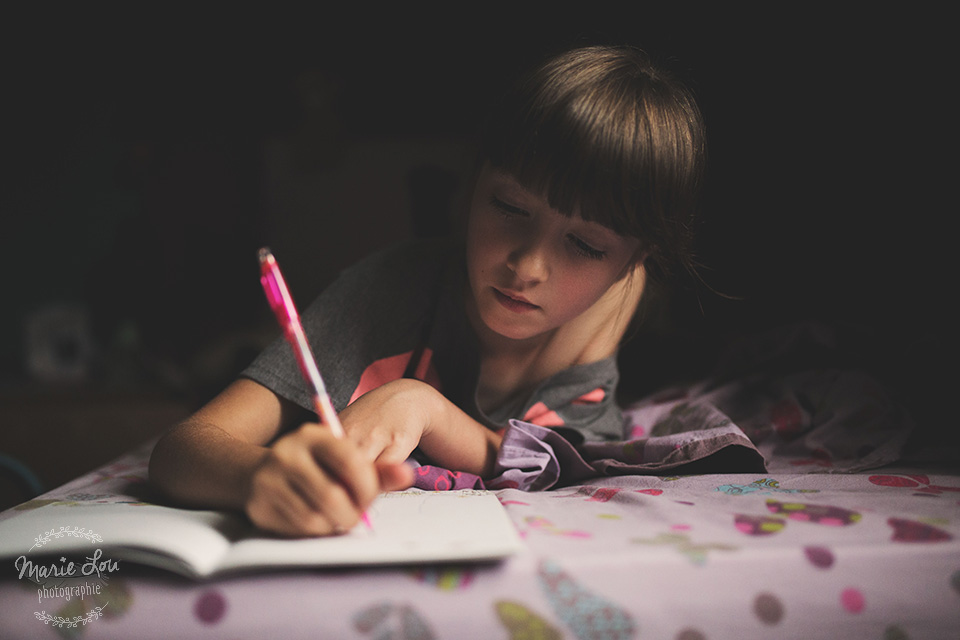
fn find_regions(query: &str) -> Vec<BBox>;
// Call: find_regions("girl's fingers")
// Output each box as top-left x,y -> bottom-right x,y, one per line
247,426 -> 381,536
343,425 -> 397,463
286,468 -> 361,533
262,488 -> 325,536
251,473 -> 358,537
376,461 -> 415,492
373,443 -> 412,467
247,469 -> 332,536
306,431 -> 382,508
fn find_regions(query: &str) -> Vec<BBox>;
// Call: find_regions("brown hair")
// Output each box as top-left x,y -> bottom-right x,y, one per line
478,45 -> 707,284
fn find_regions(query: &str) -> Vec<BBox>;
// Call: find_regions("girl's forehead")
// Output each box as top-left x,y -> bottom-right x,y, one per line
483,167 -> 562,208
484,167 -> 528,189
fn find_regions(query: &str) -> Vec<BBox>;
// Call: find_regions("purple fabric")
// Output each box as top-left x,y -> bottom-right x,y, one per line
413,419 -> 767,493
414,324 -> 916,492
410,465 -> 486,491
487,421 -> 591,491
409,324 -> 918,492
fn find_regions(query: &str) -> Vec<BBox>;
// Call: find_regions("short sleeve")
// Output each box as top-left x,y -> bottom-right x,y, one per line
240,240 -> 450,412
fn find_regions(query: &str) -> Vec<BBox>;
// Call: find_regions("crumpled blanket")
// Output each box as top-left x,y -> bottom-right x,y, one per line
412,323 -> 915,492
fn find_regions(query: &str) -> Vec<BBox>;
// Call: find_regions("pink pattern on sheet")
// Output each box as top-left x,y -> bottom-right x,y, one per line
788,448 -> 834,468
888,518 -> 953,542
840,588 -> 866,613
869,474 -> 960,496
804,546 -> 836,568
194,590 -> 227,624
525,516 -> 591,539
735,514 -> 787,536
628,424 -> 646,438
765,500 -> 861,526
585,488 -> 619,503
770,398 -> 806,439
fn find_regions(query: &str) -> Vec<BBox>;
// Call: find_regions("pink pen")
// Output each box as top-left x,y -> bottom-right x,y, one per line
257,247 -> 372,529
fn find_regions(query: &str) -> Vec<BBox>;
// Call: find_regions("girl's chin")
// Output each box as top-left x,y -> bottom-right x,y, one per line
467,284 -> 549,343
477,309 -> 547,343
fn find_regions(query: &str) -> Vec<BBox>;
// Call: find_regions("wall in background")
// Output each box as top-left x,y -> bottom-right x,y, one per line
1,6 -> 951,399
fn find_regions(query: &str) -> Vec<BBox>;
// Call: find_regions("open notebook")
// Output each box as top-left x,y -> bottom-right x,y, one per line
0,489 -> 523,580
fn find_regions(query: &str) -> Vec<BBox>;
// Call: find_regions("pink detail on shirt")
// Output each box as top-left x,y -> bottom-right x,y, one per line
523,401 -> 565,427
571,387 -> 606,404
348,348 -> 441,405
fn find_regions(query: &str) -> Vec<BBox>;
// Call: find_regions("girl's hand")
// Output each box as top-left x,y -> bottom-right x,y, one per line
341,378 -> 504,478
339,378 -> 431,465
245,423 -> 413,537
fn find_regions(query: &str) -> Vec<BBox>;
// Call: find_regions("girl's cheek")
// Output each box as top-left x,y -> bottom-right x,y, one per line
472,226 -> 507,264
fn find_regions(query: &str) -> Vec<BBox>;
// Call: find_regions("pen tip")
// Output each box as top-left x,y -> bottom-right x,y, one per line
257,247 -> 273,262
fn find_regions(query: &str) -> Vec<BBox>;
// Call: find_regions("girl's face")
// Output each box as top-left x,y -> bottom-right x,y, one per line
465,165 -> 643,345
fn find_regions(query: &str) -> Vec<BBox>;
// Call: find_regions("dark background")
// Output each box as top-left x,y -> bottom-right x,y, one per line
1,5 -> 952,499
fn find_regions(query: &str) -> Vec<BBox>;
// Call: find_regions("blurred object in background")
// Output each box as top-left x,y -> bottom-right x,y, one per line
23,304 -> 96,384
0,452 -> 45,512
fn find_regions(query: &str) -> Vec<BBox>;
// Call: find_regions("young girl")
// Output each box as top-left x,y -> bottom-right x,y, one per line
149,45 -> 706,537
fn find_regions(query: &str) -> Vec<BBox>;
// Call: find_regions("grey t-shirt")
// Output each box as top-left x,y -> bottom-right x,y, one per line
241,238 -> 625,442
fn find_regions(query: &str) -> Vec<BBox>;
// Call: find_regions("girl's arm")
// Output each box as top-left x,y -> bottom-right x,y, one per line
339,378 -> 504,478
149,379 -> 412,536
149,379 -> 290,509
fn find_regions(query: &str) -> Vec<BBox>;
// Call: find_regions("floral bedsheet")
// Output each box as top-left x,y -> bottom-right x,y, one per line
0,442 -> 957,640
2,323 -> 955,639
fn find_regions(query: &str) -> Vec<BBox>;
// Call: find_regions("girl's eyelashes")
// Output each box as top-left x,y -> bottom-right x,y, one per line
490,195 -> 607,260
570,236 -> 607,260
490,196 -> 526,217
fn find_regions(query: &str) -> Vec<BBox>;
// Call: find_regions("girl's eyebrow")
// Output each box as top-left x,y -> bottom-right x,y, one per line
490,172 -> 551,210
490,171 -> 528,194
575,220 -> 623,245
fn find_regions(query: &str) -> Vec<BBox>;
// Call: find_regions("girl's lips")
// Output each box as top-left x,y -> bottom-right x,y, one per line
493,288 -> 540,313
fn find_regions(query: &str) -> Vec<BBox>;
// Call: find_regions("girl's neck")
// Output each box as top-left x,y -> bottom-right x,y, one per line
465,269 -> 645,413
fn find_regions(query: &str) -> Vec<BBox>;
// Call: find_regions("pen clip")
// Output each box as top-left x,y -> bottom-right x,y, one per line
258,248 -> 297,333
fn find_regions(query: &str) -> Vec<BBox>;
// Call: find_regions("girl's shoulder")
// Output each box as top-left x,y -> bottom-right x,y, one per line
342,238 -> 464,285
321,238 -> 464,319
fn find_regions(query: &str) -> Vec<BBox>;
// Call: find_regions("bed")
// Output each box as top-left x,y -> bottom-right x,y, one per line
1,324 -> 957,639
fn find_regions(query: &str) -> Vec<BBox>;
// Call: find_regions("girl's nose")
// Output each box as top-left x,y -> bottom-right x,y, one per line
507,241 -> 549,284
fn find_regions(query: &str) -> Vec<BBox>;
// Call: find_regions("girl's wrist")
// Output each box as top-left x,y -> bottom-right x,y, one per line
402,379 -> 502,477
391,378 -> 443,441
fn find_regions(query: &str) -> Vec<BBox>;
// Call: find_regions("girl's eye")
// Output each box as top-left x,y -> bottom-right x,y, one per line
490,196 -> 527,218
570,236 -> 606,260
490,195 -> 606,260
